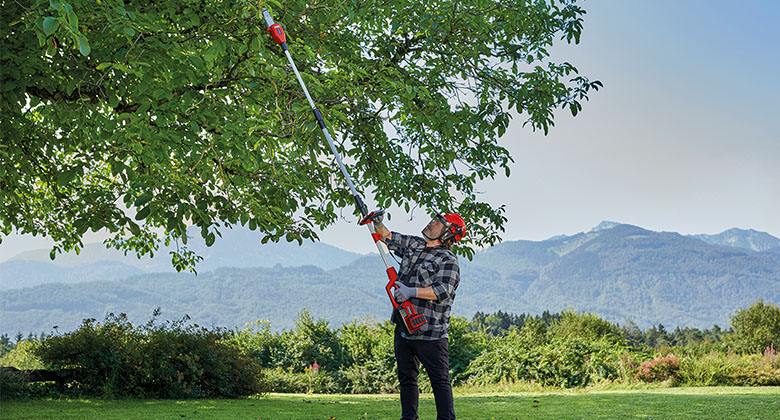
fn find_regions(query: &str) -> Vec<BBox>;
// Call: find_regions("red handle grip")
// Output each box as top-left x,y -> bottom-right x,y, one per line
385,267 -> 427,334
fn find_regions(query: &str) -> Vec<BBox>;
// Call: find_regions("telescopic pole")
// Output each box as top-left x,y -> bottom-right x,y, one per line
261,9 -> 426,334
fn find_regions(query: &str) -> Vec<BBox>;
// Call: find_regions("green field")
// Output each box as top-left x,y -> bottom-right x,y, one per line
2,387 -> 780,419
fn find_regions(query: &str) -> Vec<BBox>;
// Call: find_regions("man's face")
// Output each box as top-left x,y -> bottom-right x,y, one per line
421,216 -> 446,241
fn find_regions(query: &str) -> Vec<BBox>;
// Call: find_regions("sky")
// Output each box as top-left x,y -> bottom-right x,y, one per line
1,0 -> 779,259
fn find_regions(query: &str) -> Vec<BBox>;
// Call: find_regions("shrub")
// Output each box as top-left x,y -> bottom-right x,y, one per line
339,321 -> 397,393
677,351 -> 780,386
727,300 -> 780,354
0,340 -> 45,370
635,354 -> 680,383
447,317 -> 490,383
224,320 -> 279,368
464,327 -> 629,388
547,311 -> 626,346
0,368 -> 29,399
33,313 -> 264,398
273,310 -> 346,373
463,328 -> 541,385
261,367 -> 342,393
535,338 -> 628,387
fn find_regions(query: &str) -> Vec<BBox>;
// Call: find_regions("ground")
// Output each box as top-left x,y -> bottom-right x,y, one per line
2,387 -> 779,419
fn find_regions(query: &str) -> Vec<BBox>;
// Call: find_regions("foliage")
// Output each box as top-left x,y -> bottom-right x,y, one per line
1,0 -> 599,269
0,334 -> 12,358
272,309 -> 346,372
338,320 -> 397,393
447,317 -> 489,382
0,367 -> 30,399
261,367 -> 343,394
9,307 -> 780,396
635,354 -> 679,383
0,339 -> 46,370
677,350 -> 780,386
727,300 -> 780,354
547,310 -> 625,345
622,322 -> 727,350
469,310 -> 561,336
33,312 -> 263,398
462,313 -> 631,388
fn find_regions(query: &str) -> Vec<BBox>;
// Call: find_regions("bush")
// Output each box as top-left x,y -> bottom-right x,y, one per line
0,368 -> 29,399
0,366 -> 59,400
463,328 -> 541,385
464,311 -> 631,389
224,320 -> 279,368
728,300 -> 780,354
0,340 -> 45,370
547,311 -> 626,346
636,354 -> 680,383
339,321 -> 397,393
273,310 -> 346,373
33,313 -> 264,398
535,338 -> 628,387
447,317 -> 489,383
261,367 -> 342,393
677,351 -> 780,386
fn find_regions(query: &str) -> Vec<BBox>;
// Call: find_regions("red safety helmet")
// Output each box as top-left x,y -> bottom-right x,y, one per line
435,212 -> 466,243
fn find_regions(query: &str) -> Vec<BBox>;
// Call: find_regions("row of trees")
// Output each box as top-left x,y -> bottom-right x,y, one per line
2,301 -> 779,398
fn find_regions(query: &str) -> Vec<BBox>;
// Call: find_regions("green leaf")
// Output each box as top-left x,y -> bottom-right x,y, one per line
78,35 -> 91,57
43,16 -> 59,36
128,222 -> 141,236
64,3 -> 78,31
134,192 -> 153,207
56,168 -> 79,186
135,205 -> 151,220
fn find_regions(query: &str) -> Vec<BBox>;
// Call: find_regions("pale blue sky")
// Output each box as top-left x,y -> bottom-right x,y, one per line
2,0 -> 778,259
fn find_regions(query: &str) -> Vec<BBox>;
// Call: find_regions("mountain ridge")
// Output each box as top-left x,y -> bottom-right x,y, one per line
2,222 -> 779,335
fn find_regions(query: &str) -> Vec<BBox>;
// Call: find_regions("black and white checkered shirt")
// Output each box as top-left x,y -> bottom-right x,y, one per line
386,231 -> 461,341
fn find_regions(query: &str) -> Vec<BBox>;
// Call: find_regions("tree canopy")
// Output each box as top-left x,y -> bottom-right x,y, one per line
1,0 -> 600,270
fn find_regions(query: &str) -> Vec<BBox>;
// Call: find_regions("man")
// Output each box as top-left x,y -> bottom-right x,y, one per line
372,211 -> 466,420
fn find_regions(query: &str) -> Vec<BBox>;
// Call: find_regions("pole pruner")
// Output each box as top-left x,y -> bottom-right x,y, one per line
261,9 -> 427,335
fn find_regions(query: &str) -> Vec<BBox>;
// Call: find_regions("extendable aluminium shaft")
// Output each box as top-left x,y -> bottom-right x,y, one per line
261,8 -> 427,334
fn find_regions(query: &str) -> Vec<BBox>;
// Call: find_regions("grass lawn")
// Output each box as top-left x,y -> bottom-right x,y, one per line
2,387 -> 779,419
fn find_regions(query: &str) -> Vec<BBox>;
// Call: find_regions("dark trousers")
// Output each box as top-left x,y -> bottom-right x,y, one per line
394,324 -> 455,420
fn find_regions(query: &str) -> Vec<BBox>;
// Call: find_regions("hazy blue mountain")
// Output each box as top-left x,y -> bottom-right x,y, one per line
692,228 -> 780,252
0,260 -> 143,290
1,227 -> 365,290
2,222 -> 779,336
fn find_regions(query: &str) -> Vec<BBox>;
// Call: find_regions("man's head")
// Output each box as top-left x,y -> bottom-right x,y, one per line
421,212 -> 466,248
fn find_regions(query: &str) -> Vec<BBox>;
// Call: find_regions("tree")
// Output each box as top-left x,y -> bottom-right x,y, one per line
728,300 -> 780,354
1,0 -> 600,270
0,333 -> 12,358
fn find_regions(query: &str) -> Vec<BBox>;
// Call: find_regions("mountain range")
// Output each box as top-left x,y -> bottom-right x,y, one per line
1,222 -> 779,336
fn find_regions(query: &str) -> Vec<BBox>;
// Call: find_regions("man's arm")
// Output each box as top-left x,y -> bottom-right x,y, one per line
374,220 -> 392,241
415,287 -> 438,301
394,283 -> 438,302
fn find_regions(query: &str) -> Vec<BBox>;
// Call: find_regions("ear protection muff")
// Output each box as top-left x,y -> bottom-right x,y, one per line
434,213 -> 464,244
439,222 -> 462,243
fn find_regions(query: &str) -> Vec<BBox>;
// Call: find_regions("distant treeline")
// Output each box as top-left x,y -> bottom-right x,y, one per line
1,309 -> 730,355
468,310 -> 728,348
1,301 -> 779,399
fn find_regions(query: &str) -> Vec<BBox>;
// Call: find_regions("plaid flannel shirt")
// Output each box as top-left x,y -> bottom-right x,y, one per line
386,231 -> 461,340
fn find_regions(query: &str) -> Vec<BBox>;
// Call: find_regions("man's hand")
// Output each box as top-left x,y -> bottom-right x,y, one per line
394,282 -> 417,302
